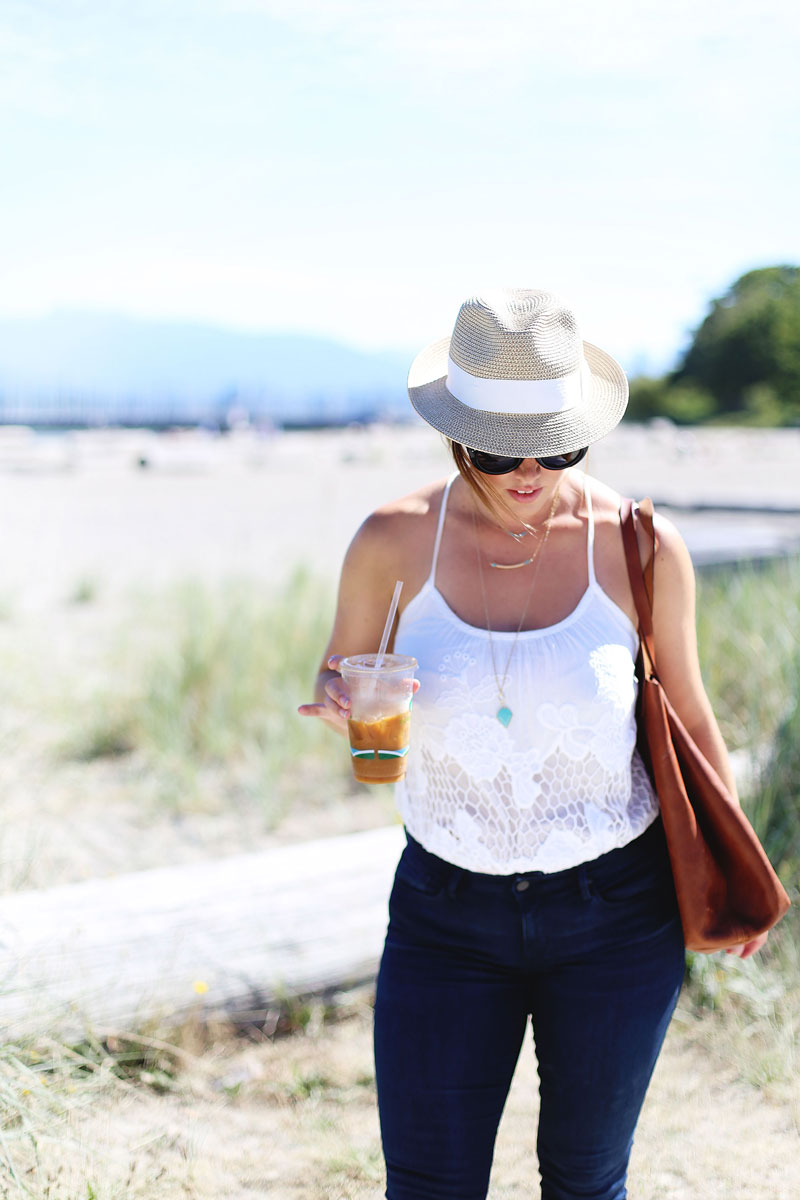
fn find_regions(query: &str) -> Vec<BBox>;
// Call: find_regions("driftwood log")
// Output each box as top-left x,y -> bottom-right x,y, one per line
0,825 -> 405,1041
0,739 -> 760,1043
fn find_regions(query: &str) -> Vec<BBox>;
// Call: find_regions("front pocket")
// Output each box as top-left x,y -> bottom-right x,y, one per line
588,855 -> 674,910
394,846 -> 445,896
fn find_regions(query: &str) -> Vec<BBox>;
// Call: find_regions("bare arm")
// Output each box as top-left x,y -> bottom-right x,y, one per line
648,516 -> 738,798
646,515 -> 767,958
297,511 -> 417,735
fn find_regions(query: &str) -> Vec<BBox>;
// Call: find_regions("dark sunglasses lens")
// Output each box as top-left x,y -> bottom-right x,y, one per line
466,448 -> 524,475
536,447 -> 588,471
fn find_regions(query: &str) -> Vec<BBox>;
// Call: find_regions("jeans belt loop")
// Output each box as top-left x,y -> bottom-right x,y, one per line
447,867 -> 466,898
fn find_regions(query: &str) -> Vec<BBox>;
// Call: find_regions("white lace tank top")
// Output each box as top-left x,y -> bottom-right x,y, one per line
393,475 -> 659,874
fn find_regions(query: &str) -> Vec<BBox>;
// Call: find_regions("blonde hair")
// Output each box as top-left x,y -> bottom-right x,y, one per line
448,439 -> 588,525
447,440 -> 512,526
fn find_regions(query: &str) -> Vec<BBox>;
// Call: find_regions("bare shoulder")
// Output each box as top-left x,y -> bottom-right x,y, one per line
652,510 -> 689,555
372,476 -> 448,522
357,477 -> 447,538
580,473 -> 625,543
652,510 -> 694,593
586,476 -> 690,567
343,476 -> 450,581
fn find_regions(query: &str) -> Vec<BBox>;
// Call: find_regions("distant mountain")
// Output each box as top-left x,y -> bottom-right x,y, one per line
0,313 -> 416,425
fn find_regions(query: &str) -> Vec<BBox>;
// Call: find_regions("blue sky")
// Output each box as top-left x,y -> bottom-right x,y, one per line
1,0 -> 798,373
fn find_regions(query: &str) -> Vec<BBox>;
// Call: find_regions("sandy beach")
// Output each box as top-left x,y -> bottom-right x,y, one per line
1,423 -> 799,615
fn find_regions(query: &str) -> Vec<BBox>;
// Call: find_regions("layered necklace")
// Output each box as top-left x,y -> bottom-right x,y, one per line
472,485 -> 561,727
489,520 -> 545,569
488,511 -> 556,569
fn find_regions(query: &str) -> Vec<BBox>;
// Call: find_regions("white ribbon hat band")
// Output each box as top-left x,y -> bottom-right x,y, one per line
446,356 -> 590,416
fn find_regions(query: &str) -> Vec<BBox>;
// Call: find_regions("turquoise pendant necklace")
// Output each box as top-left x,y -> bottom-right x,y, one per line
472,486 -> 560,725
496,703 -> 513,728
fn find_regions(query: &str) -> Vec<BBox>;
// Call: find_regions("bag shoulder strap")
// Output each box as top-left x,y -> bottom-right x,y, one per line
619,497 -> 658,676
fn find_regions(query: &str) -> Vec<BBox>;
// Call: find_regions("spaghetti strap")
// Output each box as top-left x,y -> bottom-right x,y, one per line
428,473 -> 458,586
584,476 -> 597,585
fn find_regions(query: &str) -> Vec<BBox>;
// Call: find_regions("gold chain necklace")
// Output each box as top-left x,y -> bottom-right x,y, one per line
490,517 -> 550,569
472,485 -> 561,727
490,550 -> 538,570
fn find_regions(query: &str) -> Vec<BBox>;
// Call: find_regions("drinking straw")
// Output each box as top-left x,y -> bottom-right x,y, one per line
374,580 -> 403,670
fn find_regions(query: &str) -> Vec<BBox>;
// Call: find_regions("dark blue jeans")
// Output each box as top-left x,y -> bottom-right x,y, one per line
374,819 -> 685,1200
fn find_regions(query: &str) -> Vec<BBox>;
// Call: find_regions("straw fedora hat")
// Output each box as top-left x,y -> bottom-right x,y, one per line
408,289 -> 628,457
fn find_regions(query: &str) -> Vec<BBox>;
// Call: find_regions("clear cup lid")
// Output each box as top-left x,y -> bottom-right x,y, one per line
340,653 -> 417,674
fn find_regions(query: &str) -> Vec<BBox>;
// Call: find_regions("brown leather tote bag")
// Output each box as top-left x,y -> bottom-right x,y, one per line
620,498 -> 790,952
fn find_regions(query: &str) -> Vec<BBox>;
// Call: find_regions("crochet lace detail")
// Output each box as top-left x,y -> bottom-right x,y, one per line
392,473 -> 658,875
394,636 -> 658,874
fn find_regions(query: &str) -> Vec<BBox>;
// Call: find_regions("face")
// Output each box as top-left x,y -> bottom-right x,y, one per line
459,445 -> 587,524
481,458 -> 562,519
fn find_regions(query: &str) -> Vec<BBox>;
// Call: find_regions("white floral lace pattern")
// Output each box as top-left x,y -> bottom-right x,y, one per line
394,587 -> 660,875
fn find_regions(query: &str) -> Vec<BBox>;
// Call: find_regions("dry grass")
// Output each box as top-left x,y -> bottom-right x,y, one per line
5,994 -> 798,1200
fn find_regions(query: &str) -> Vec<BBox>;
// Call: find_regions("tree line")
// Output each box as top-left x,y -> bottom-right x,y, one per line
627,266 -> 800,426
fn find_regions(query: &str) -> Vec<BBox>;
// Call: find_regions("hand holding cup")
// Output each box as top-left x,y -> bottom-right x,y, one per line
340,654 -> 418,783
298,582 -> 417,781
297,655 -> 353,729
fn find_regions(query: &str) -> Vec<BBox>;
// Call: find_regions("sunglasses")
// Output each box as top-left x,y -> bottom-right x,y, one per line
464,446 -> 588,475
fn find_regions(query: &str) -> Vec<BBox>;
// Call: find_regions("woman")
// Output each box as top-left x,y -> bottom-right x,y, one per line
299,290 -> 766,1200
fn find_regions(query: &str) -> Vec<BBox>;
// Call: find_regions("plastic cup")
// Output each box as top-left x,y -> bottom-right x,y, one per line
340,654 -> 418,784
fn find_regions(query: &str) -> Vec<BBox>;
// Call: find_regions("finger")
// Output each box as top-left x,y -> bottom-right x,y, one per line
739,933 -> 769,960
327,655 -> 344,671
298,701 -> 348,727
324,679 -> 351,717
724,932 -> 768,959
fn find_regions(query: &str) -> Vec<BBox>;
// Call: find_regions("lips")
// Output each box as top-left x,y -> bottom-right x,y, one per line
507,487 -> 543,503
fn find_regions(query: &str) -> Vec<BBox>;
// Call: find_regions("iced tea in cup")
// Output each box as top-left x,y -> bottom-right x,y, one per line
340,654 -> 417,784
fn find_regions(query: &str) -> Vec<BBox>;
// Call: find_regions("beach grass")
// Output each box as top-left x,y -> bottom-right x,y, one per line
695,554 -> 800,755
685,557 -> 800,1083
65,567 -> 352,826
695,554 -> 800,879
694,554 -> 800,900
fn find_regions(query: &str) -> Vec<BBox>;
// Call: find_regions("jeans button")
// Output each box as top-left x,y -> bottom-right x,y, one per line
515,879 -> 530,892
